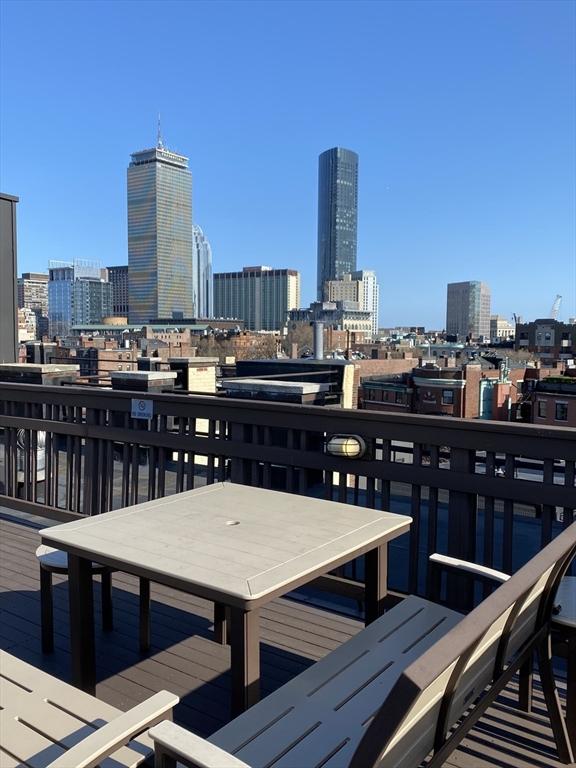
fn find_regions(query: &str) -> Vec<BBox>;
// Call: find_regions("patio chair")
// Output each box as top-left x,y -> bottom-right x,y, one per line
36,544 -> 152,654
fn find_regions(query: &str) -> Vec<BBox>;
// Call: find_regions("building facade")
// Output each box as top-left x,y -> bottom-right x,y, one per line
490,315 -> 514,343
127,140 -> 193,324
446,281 -> 491,340
317,147 -> 358,299
192,224 -> 213,318
48,261 -> 112,338
326,270 -> 379,338
288,301 -> 372,336
515,319 -> 575,360
17,272 -> 49,339
107,265 -> 129,316
214,266 -> 300,331
0,193 -> 18,363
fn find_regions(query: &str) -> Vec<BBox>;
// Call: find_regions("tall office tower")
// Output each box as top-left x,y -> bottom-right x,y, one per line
446,281 -> 491,340
127,135 -> 193,324
214,266 -> 300,331
324,270 -> 380,338
48,260 -> 112,337
0,193 -> 18,362
17,272 -> 49,339
317,147 -> 358,300
192,225 -> 213,318
107,265 -> 129,316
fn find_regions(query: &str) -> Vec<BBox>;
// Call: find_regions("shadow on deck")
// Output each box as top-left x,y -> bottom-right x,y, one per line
0,509 -> 570,768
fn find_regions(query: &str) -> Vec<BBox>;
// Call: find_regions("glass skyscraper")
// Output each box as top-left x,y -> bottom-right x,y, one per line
317,147 -> 358,300
128,140 -> 193,323
446,281 -> 491,340
192,224 -> 213,318
48,260 -> 112,337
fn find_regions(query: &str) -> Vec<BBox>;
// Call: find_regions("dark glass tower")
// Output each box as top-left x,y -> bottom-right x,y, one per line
316,147 -> 358,300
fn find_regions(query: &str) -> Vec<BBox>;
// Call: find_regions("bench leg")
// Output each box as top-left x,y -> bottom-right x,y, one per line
154,746 -> 178,768
40,567 -> 54,654
537,635 -> 574,764
230,607 -> 260,716
518,655 -> 533,713
139,577 -> 151,653
101,570 -> 113,632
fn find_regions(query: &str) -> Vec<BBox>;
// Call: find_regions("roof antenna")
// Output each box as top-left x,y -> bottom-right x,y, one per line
157,113 -> 164,149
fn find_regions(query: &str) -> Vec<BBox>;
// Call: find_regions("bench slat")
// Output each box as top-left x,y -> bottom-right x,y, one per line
0,710 -> 66,768
212,596 -> 461,768
0,651 -> 169,768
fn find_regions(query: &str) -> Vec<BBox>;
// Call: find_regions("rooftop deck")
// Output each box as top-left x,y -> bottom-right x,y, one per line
1,507 -> 570,768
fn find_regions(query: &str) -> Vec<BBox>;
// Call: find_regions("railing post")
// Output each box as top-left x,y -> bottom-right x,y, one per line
446,447 -> 477,611
229,422 -> 249,485
82,408 -> 100,516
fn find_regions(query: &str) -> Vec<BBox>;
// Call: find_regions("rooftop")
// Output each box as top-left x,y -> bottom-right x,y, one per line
0,509 -> 569,768
0,378 -> 574,766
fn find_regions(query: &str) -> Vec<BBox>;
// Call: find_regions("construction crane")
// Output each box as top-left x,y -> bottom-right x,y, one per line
550,294 -> 562,320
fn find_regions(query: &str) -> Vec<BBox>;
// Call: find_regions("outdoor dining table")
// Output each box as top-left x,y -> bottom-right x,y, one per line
40,482 -> 411,714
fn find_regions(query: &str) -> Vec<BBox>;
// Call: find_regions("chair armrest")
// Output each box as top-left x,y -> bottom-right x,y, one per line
429,553 -> 510,584
47,690 -> 179,768
149,720 -> 252,768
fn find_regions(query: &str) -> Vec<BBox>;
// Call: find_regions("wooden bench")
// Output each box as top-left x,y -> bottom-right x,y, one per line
0,650 -> 178,768
149,521 -> 576,768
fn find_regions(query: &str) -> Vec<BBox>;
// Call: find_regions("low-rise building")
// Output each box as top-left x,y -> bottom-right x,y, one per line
530,375 -> 576,427
515,318 -> 575,360
288,301 -> 371,336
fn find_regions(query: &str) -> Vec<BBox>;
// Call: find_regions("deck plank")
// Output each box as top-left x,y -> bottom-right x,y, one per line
0,508 -> 570,768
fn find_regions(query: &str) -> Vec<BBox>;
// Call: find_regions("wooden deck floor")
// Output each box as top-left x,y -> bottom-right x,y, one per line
0,508 -> 571,768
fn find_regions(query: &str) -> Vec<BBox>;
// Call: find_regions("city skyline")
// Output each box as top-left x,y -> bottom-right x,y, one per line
1,0 -> 574,328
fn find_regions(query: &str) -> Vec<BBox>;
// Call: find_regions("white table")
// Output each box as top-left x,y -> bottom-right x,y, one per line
41,482 -> 411,714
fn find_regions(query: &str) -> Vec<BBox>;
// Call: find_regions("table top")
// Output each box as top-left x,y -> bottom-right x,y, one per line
41,483 -> 411,607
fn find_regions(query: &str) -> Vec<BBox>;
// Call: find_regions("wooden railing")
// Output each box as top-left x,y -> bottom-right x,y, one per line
0,382 -> 574,610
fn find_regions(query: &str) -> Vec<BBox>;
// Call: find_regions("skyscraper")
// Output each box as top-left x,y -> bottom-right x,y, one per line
192,225 -> 213,318
446,281 -> 491,340
317,147 -> 358,300
48,260 -> 112,337
214,266 -> 300,331
127,134 -> 193,323
107,265 -> 129,316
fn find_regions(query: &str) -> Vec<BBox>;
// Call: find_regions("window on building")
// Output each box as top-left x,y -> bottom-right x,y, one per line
537,400 -> 547,418
441,389 -> 454,405
555,402 -> 568,421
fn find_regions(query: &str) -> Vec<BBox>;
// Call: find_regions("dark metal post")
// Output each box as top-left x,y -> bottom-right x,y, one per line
68,553 -> 96,694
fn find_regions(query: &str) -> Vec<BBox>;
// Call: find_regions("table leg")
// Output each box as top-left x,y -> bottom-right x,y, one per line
139,577 -> 151,653
214,602 -> 229,645
230,607 -> 260,715
68,554 -> 96,694
365,544 -> 387,625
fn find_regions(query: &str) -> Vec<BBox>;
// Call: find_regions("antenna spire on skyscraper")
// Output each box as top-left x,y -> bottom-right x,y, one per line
157,113 -> 164,149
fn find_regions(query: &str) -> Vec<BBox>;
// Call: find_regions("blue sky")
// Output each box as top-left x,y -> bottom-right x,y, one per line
1,0 -> 574,328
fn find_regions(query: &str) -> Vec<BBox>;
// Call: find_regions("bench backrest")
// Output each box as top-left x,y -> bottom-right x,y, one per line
350,521 -> 576,768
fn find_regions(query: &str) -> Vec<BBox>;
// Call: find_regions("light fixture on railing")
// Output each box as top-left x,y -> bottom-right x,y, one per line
325,434 -> 367,459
